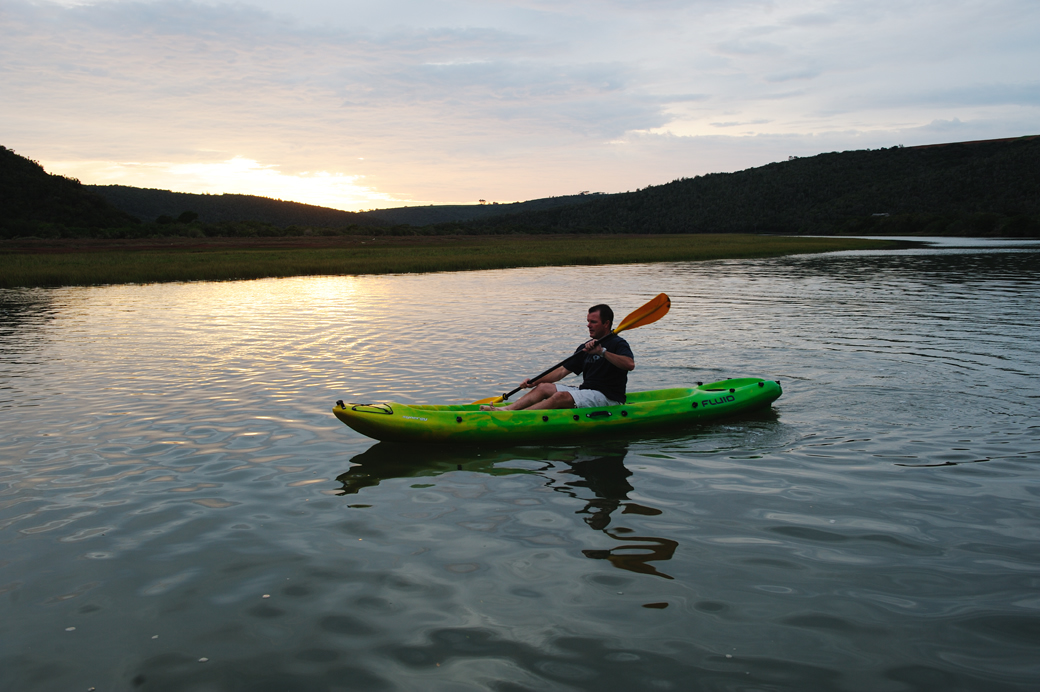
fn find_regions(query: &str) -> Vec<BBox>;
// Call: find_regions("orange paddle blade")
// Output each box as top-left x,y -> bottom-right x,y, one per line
470,395 -> 504,405
614,293 -> 671,334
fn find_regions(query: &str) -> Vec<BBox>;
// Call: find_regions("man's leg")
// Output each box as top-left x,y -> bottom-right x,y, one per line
502,383 -> 561,410
526,389 -> 576,410
482,383 -> 562,411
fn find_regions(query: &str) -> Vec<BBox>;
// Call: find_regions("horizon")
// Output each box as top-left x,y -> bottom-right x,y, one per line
4,0 -> 1038,212
45,132 -> 1028,215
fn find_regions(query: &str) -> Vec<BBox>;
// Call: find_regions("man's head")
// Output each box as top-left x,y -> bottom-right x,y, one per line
587,304 -> 614,339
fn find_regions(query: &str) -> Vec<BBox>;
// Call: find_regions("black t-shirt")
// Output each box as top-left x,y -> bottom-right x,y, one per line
561,334 -> 634,403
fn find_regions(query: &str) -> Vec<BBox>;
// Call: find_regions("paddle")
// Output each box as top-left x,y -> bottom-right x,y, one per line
471,293 -> 671,406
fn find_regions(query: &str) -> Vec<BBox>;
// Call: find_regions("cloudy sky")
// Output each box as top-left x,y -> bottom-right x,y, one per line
2,0 -> 1038,210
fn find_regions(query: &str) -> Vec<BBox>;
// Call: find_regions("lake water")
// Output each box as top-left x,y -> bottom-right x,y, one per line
2,238 -> 1039,691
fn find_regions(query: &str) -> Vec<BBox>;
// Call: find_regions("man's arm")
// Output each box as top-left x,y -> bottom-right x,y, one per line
583,340 -> 635,371
600,349 -> 635,371
522,366 -> 572,388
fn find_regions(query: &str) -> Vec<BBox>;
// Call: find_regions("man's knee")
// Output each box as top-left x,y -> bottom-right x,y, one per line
549,391 -> 575,408
533,383 -> 557,398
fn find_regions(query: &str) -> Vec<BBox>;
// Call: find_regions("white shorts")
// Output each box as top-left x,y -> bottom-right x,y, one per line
554,384 -> 621,409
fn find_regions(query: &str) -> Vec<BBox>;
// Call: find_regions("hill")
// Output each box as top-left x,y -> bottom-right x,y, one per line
0,146 -> 139,237
6,135 -> 1039,240
359,194 -> 607,226
87,185 -> 605,228
88,185 -> 384,229
463,136 -> 1040,237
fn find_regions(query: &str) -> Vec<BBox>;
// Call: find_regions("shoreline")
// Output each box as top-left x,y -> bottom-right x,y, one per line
0,234 -> 485,254
0,234 -> 901,289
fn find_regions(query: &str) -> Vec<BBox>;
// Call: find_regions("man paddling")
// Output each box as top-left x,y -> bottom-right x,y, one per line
480,304 -> 635,411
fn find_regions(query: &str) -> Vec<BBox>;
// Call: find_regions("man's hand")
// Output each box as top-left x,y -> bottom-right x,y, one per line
583,339 -> 606,356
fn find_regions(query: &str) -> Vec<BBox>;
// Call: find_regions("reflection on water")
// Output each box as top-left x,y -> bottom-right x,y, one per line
342,442 -> 681,580
336,443 -> 538,495
554,445 -> 678,580
0,290 -> 58,367
2,239 -> 1039,691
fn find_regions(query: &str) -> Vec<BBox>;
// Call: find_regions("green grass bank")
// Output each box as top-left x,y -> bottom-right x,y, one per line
0,234 -> 898,289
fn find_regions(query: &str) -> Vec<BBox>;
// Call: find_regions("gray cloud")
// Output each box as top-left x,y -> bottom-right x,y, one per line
1,0 -> 665,137
915,83 -> 1040,108
764,69 -> 821,83
787,12 -> 837,27
710,120 -> 771,128
714,39 -> 787,57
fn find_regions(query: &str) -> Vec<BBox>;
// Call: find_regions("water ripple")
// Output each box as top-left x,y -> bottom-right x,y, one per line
1,242 -> 1039,690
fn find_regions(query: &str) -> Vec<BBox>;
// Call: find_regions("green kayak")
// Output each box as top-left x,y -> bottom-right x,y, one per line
334,377 -> 782,444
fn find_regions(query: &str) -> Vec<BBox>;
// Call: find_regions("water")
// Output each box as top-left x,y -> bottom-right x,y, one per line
2,238 -> 1039,691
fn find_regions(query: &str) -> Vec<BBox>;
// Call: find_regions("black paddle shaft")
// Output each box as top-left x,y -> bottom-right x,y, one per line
499,333 -> 612,401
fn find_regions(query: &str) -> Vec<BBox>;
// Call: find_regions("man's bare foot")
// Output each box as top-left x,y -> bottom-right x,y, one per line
479,404 -> 497,411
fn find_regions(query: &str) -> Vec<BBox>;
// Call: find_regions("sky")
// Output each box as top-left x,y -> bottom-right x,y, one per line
2,0 -> 1038,211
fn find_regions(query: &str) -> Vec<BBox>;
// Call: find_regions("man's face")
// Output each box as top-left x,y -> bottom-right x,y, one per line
587,311 -> 611,340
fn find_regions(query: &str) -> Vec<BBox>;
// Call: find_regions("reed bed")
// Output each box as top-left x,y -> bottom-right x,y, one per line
0,234 -> 896,288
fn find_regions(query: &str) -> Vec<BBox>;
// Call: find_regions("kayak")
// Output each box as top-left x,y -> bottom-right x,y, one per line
333,377 -> 782,444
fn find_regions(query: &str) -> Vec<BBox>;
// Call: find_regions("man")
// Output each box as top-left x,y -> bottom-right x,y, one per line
480,304 -> 635,411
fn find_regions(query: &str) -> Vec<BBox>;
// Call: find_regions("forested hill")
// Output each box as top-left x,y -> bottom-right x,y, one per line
0,146 -> 139,235
360,194 -> 606,226
88,185 -> 605,227
5,135 -> 1039,239
3,144 -> 600,236
466,136 -> 1040,237
88,185 -> 382,229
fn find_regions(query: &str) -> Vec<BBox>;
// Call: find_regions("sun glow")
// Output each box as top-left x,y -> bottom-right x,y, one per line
43,157 -> 419,212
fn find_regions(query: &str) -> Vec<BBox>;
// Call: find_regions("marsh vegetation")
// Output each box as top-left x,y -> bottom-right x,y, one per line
0,234 -> 895,288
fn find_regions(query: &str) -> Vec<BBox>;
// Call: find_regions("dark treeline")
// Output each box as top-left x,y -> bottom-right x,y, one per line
465,136 -> 1040,237
360,194 -> 605,226
3,136 -> 1038,240
87,185 -> 385,229
0,143 -> 603,238
87,185 -> 603,228
0,146 -> 139,237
